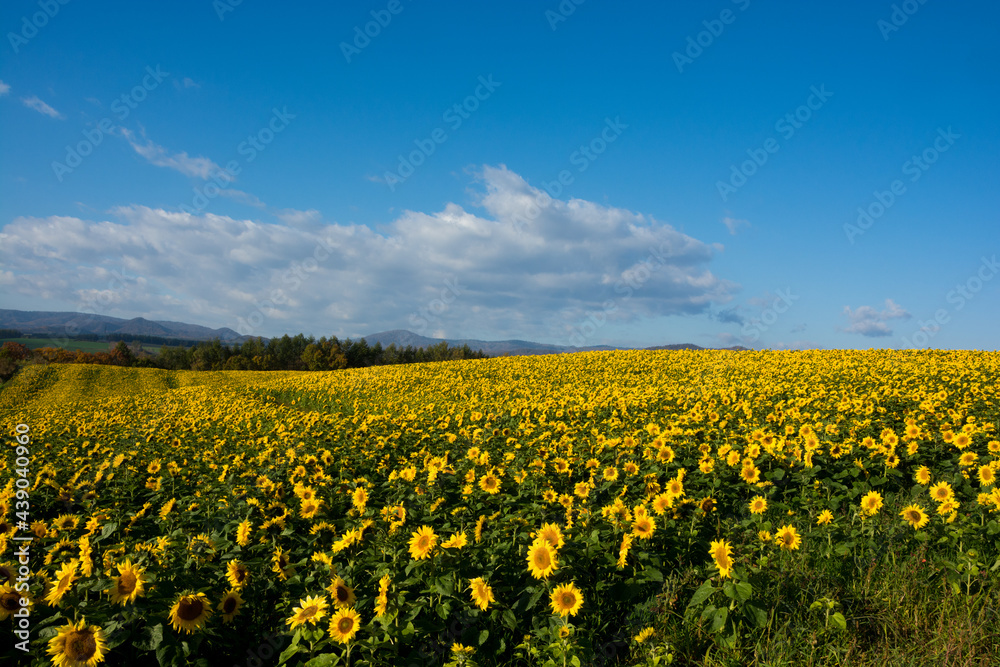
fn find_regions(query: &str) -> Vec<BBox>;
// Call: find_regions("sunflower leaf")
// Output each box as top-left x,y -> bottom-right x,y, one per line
687,579 -> 715,610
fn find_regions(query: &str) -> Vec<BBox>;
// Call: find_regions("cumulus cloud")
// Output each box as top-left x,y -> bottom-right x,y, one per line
120,128 -> 222,179
22,95 -> 63,119
0,80 -> 10,97
0,165 -> 738,341
841,299 -> 910,337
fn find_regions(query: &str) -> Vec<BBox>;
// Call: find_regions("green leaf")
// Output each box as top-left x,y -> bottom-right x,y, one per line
132,623 -> 163,651
745,603 -> 767,627
712,606 -> 728,633
642,567 -> 664,582
734,581 -> 752,602
277,644 -> 304,666
831,612 -> 847,631
700,604 -> 717,622
687,579 -> 716,609
304,655 -> 340,667
571,656 -> 582,667
478,628 -> 489,645
503,609 -> 517,630
722,581 -> 735,599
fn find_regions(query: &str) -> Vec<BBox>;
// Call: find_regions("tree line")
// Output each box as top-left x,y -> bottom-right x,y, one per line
0,335 -> 488,381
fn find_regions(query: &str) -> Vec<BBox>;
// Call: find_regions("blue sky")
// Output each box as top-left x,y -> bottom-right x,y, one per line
1,0 -> 998,350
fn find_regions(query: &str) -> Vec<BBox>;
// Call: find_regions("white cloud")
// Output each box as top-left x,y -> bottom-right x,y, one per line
120,128 -> 222,179
0,80 -> 10,97
21,95 -> 63,119
0,165 -> 738,341
722,216 -> 749,235
841,298 -> 910,337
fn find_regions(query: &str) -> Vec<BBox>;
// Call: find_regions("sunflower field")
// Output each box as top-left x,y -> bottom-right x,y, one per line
2,350 -> 999,666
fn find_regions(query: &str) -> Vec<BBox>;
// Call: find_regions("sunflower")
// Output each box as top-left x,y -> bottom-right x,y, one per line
218,590 -> 244,623
632,515 -> 655,540
158,498 -> 176,520
860,490 -> 883,517
758,530 -> 772,543
634,626 -> 656,643
749,496 -> 767,515
0,563 -> 14,586
441,532 -> 469,549
107,559 -> 146,605
699,497 -> 716,513
978,464 -> 996,487
617,533 -> 633,569
408,526 -> 438,560
553,457 -> 570,473
959,452 -> 977,467
652,493 -> 673,515
536,523 -> 565,550
542,489 -> 558,504
550,582 -> 583,617
236,519 -> 252,546
168,592 -> 212,634
328,607 -> 361,644
374,575 -> 391,616
666,479 -> 684,497
526,538 -> 558,579
914,466 -> 932,485
45,559 -> 79,606
351,487 -> 368,511
954,433 -> 971,449
602,466 -> 619,482
328,577 -> 357,608
899,504 -> 929,529
53,515 -> 80,533
741,464 -> 761,484
287,595 -> 329,629
816,510 -> 834,526
469,577 -> 495,611
226,560 -> 249,588
271,548 -> 294,580
0,584 -> 27,620
47,618 -> 107,667
929,481 -> 954,503
775,525 -> 801,550
299,498 -> 322,519
709,539 -> 734,578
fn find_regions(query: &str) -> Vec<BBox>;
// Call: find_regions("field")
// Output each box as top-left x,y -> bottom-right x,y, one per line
1,350 -> 999,666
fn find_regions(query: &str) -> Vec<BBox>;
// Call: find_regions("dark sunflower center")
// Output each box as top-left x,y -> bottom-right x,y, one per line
1,593 -> 20,611
336,586 -> 349,602
67,631 -> 97,660
178,598 -> 204,621
535,549 -> 550,568
232,568 -> 247,583
223,597 -> 238,614
338,617 -> 354,633
118,572 -> 137,595
302,605 -> 318,619
561,593 -> 574,606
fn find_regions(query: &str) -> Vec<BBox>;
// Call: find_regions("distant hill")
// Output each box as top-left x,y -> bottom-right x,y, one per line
362,329 -> 748,356
0,309 -> 250,343
0,309 -> 750,354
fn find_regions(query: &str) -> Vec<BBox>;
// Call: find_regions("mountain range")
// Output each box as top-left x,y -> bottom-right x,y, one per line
0,309 -> 749,354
